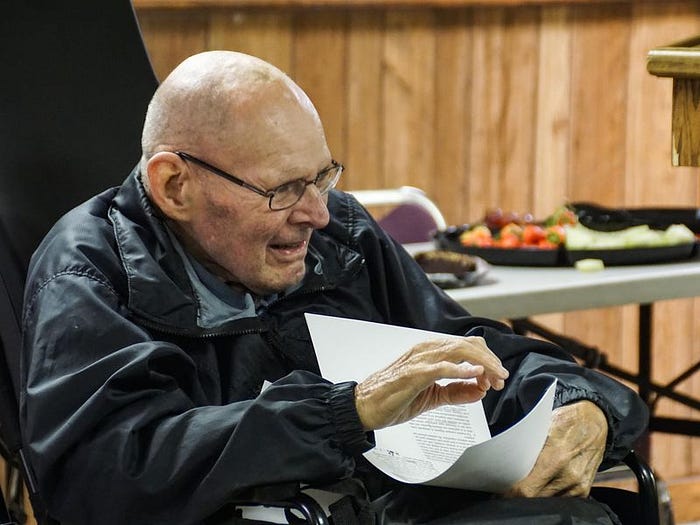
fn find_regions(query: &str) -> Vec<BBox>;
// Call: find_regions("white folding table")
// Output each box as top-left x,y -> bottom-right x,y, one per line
446,257 -> 700,319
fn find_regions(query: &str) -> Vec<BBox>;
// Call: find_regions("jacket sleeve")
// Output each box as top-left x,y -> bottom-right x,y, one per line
343,193 -> 648,469
21,270 -> 372,525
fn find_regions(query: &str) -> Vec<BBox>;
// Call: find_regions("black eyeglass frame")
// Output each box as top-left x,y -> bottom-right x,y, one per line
175,151 -> 343,211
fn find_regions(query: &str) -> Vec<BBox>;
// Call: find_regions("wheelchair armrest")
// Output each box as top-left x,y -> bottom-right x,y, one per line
622,450 -> 659,524
592,450 -> 661,525
233,493 -> 330,525
224,483 -> 330,525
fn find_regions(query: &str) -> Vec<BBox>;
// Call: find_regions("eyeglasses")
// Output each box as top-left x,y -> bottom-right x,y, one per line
175,151 -> 343,211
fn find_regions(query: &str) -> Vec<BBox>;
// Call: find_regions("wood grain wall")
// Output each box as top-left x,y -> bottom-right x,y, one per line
134,0 -> 700,486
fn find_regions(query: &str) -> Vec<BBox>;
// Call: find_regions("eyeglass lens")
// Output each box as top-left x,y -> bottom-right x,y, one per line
270,164 -> 342,210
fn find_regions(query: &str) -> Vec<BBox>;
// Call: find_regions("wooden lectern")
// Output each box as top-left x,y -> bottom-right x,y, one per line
648,36 -> 700,167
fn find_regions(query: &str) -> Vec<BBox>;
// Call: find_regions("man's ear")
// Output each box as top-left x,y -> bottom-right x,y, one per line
145,152 -> 197,221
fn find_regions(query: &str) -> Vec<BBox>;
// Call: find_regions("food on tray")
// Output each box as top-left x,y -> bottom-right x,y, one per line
414,250 -> 477,275
565,223 -> 695,250
483,209 -> 533,230
459,223 -> 566,249
459,205 -> 573,249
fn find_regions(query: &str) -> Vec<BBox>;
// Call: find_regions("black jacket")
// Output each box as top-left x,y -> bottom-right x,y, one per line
21,170 -> 648,524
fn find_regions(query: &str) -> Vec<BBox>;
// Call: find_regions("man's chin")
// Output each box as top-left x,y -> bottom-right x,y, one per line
248,270 -> 306,297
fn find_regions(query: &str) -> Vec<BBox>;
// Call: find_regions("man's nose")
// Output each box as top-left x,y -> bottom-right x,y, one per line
289,185 -> 330,228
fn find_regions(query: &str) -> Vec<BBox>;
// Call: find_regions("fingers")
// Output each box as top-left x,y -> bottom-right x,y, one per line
504,401 -> 608,498
414,336 -> 509,384
355,336 -> 508,431
505,460 -> 596,498
385,337 -> 507,399
437,338 -> 508,392
507,476 -> 588,498
436,378 -> 491,406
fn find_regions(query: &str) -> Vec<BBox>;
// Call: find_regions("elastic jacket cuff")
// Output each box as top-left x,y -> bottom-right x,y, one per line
328,381 -> 375,456
556,386 -> 615,465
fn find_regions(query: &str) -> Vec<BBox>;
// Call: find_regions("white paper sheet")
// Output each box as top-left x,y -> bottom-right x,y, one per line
305,313 -> 556,493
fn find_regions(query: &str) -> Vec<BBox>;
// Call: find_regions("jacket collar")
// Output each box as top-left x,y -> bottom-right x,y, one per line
108,168 -> 363,334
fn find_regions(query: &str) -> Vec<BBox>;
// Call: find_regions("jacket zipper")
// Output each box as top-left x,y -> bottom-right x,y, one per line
132,314 -> 266,339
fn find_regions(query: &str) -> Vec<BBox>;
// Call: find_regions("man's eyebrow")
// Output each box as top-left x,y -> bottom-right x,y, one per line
277,162 -> 332,181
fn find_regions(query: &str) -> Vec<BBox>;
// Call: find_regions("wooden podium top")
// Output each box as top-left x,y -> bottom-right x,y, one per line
647,36 -> 700,166
648,36 -> 700,79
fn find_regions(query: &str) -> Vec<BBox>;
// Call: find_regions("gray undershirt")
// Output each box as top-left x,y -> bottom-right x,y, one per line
166,228 -> 277,328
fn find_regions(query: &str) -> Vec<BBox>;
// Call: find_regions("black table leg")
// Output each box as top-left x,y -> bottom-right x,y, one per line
638,304 -> 653,407
637,304 -> 652,460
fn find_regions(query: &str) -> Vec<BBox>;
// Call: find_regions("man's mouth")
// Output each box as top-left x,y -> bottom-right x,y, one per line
270,240 -> 304,249
269,239 -> 308,257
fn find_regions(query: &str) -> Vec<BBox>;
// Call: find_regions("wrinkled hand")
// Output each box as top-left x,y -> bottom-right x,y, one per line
354,336 -> 509,431
506,400 -> 608,498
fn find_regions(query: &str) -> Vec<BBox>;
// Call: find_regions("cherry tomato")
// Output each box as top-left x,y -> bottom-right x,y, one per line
537,239 -> 558,249
522,224 -> 545,246
496,235 -> 520,248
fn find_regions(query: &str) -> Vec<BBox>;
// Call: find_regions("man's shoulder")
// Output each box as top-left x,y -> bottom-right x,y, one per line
46,186 -> 119,251
26,187 -> 123,294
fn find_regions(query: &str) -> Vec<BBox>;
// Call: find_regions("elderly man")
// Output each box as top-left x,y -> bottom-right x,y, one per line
21,51 -> 647,524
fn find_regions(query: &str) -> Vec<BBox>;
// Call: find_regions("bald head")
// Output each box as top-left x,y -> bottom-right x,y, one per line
140,51 -> 323,171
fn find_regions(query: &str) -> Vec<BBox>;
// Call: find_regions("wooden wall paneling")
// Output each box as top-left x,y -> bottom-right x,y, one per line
466,7 -> 540,220
668,476 -> 700,525
652,299 -> 697,480
433,9 -> 473,224
136,9 -> 210,81
496,7 -> 540,215
207,8 -> 294,72
382,10 -> 437,195
346,11 -> 386,190
533,5 -> 571,219
467,8 -> 508,218
647,272 -> 697,471
292,11 -> 349,168
568,3 -> 631,204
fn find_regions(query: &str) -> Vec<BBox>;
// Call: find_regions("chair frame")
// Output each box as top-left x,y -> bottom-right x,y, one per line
349,186 -> 448,232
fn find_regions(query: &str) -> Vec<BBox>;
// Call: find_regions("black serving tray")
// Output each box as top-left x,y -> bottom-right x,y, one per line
435,229 -> 564,267
570,202 -> 700,233
435,226 -> 697,267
